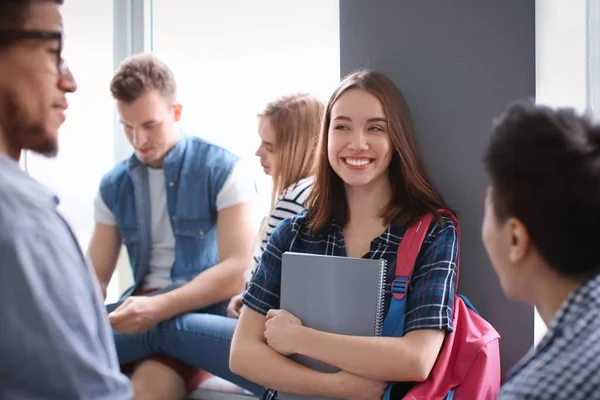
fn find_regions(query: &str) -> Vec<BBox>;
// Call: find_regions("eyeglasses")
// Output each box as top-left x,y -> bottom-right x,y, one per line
0,29 -> 68,76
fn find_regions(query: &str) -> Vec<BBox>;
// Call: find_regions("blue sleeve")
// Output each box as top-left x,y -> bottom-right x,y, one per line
99,171 -> 116,213
403,216 -> 459,334
208,150 -> 238,217
0,228 -> 133,399
241,217 -> 296,315
98,161 -> 127,214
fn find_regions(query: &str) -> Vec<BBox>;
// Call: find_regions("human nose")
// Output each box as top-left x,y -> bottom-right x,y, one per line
348,128 -> 368,151
58,66 -> 77,93
255,143 -> 264,158
131,128 -> 149,148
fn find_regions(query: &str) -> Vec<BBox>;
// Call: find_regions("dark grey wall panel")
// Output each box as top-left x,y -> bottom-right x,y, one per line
339,0 -> 535,377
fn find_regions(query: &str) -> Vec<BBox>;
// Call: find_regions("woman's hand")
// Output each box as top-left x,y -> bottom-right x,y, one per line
227,293 -> 244,318
264,309 -> 304,356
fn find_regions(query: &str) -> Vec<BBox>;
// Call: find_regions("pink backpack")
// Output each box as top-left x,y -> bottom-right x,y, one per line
382,210 -> 501,399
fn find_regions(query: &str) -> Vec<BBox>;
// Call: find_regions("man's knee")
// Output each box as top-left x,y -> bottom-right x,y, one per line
112,327 -> 162,365
131,359 -> 187,400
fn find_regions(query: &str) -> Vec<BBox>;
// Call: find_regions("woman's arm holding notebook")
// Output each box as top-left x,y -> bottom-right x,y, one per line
230,306 -> 387,399
269,312 -> 444,382
262,219 -> 458,383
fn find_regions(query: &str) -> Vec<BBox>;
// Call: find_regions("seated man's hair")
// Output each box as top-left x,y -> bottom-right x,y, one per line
484,101 -> 600,280
110,53 -> 177,103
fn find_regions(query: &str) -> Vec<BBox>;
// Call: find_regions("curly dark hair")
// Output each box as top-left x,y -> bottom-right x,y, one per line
484,100 -> 600,280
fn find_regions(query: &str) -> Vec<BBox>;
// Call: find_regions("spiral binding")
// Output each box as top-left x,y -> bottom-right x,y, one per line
374,259 -> 387,336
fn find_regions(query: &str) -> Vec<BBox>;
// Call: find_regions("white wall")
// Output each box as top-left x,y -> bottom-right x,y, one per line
536,0 -> 588,112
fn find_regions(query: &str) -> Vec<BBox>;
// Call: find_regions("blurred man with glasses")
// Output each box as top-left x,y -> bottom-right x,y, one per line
0,1 -> 132,399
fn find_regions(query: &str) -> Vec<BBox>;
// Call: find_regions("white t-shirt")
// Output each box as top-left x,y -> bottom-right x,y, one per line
94,158 -> 255,289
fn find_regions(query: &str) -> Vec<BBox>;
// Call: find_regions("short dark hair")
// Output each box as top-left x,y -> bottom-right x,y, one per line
0,0 -> 63,30
110,53 -> 177,103
484,101 -> 600,280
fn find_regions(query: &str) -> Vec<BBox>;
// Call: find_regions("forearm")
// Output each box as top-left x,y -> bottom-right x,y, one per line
89,263 -> 110,301
99,281 -> 108,300
87,223 -> 120,301
296,327 -> 430,382
154,257 -> 248,319
230,340 -> 346,397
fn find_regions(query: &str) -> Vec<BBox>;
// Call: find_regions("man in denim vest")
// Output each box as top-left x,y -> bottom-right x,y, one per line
87,53 -> 256,399
0,1 -> 132,399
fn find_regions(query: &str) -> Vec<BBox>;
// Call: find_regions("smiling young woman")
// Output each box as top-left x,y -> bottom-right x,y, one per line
230,69 -> 459,400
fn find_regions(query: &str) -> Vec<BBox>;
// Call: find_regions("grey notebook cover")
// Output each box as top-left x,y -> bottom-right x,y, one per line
278,252 -> 387,400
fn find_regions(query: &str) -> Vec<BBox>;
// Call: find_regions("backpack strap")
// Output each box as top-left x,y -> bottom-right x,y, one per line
381,209 -> 458,400
382,209 -> 460,338
382,213 -> 433,338
381,213 -> 434,400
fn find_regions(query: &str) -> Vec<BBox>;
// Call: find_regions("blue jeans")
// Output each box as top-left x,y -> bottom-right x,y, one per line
106,300 -> 263,395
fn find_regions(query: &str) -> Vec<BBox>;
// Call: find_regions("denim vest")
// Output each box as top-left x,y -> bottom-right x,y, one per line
99,135 -> 238,298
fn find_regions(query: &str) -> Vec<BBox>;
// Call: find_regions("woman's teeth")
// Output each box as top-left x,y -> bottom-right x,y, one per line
345,158 -> 372,166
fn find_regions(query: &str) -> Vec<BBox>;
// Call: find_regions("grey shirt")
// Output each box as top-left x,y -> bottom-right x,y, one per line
0,154 -> 132,399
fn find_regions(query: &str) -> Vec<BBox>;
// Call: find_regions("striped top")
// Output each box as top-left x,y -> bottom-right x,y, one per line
246,176 -> 314,281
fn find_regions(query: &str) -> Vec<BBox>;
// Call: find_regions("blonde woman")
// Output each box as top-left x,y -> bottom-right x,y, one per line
229,93 -> 323,317
112,93 -> 323,398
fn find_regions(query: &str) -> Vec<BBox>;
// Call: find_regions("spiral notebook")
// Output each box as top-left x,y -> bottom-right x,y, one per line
279,252 -> 388,400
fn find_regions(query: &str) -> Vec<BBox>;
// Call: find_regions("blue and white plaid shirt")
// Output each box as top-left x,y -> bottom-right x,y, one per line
499,273 -> 600,399
242,209 -> 458,400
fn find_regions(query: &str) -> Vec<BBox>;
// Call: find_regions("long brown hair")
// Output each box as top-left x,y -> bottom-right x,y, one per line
259,93 -> 324,210
307,69 -> 447,233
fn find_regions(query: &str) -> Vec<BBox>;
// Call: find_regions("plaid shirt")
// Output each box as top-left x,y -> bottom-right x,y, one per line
499,273 -> 600,400
242,209 -> 458,400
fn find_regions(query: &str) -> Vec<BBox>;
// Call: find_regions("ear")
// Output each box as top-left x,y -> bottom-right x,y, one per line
173,103 -> 183,122
506,217 -> 531,264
